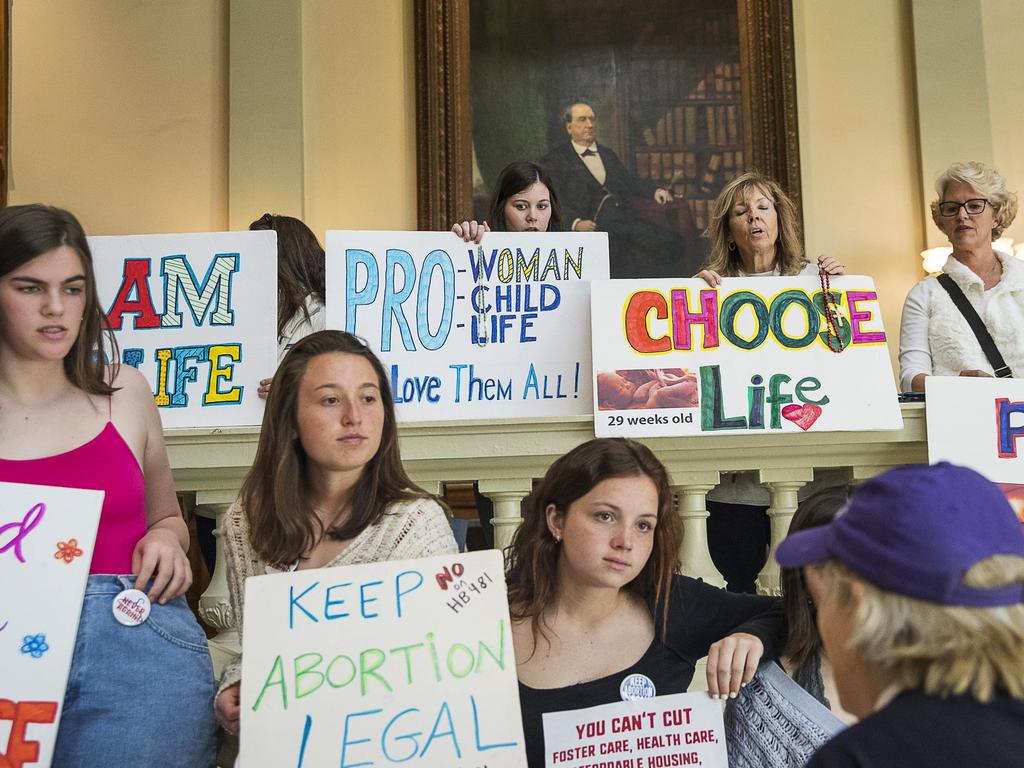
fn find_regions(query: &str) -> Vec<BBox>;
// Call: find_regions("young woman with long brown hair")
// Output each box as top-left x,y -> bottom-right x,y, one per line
213,330 -> 458,735
451,160 -> 565,243
506,438 -> 785,768
0,204 -> 215,766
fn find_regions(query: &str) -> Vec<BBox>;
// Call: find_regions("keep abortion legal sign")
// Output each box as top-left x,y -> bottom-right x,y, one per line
239,550 -> 526,767
91,231 -> 277,429
325,231 -> 609,421
591,276 -> 903,438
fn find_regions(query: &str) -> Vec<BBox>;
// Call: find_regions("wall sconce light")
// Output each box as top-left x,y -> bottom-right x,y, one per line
920,246 -> 952,274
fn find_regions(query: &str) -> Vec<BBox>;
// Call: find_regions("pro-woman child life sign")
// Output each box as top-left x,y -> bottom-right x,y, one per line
591,276 -> 903,438
239,550 -> 526,767
325,231 -> 609,421
1,481 -> 102,768
90,231 -> 278,429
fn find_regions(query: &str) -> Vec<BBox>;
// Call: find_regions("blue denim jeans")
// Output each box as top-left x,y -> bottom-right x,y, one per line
53,575 -> 217,767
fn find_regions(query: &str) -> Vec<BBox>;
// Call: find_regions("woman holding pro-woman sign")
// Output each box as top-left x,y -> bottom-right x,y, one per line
0,204 -> 216,766
505,438 -> 785,768
451,160 -> 564,243
214,330 -> 458,736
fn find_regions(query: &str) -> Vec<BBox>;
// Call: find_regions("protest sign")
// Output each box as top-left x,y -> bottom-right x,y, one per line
926,377 -> 1024,519
91,231 -> 277,429
591,276 -> 902,437
1,481 -> 102,768
542,692 -> 727,768
325,231 -> 609,421
239,549 -> 526,767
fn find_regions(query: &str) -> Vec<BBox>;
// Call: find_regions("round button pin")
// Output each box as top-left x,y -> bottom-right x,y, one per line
112,589 -> 151,626
619,673 -> 656,701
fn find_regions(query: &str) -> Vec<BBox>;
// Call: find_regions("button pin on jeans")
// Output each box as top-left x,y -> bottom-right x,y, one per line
112,589 -> 151,626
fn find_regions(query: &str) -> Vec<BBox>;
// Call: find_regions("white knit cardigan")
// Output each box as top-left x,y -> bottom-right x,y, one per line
217,496 -> 458,693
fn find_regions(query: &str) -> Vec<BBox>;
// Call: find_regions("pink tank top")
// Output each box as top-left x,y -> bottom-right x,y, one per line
0,422 -> 147,574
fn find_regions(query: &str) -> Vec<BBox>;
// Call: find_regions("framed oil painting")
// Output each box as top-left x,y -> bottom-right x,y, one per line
415,0 -> 800,268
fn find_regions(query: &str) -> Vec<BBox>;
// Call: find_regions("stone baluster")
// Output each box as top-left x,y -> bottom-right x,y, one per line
755,468 -> 812,596
672,471 -> 724,588
194,502 -> 239,675
478,478 -> 533,551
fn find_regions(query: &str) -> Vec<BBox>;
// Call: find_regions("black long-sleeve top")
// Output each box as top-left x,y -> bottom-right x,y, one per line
518,575 -> 785,768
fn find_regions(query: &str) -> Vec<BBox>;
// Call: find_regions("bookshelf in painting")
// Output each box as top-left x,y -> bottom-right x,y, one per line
620,8 -> 745,234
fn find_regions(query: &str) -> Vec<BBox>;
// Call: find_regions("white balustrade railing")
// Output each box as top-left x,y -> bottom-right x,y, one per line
167,403 -> 927,673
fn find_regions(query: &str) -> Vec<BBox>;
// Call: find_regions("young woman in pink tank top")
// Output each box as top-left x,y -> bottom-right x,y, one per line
0,204 -> 215,766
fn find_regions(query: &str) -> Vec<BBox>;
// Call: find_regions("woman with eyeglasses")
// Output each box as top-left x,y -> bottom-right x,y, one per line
899,161 -> 1022,391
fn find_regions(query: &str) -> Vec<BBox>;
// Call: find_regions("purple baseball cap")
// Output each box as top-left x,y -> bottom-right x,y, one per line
776,462 -> 1024,607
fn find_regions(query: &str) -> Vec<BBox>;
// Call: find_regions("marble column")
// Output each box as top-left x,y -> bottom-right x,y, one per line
672,470 -> 724,588
478,478 -> 533,551
755,468 -> 812,595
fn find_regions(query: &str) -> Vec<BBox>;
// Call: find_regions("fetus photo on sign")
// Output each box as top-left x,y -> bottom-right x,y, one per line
597,368 -> 699,411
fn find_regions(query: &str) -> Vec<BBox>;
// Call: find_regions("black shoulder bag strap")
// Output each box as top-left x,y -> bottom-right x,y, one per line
936,273 -> 1013,378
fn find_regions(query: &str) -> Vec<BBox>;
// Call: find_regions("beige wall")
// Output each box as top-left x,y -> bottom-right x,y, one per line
8,0 -> 928,373
980,0 -> 1024,246
913,0 -> 1024,248
301,0 -> 418,236
8,0 -> 228,235
793,0 -> 923,374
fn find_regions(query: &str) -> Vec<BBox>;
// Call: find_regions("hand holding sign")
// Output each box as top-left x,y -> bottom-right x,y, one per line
706,632 -> 763,699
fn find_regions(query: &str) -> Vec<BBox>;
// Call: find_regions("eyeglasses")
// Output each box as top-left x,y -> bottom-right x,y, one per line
937,198 -> 989,217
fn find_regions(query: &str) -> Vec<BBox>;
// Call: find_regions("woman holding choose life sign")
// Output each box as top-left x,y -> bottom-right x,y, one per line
214,330 -> 458,736
694,172 -> 847,594
0,204 -> 216,766
696,171 -> 844,285
505,438 -> 785,768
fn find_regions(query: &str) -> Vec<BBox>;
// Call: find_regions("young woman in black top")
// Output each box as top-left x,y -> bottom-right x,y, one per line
505,438 -> 785,767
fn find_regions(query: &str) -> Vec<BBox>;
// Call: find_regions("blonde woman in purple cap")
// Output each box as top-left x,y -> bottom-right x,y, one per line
776,462 -> 1024,768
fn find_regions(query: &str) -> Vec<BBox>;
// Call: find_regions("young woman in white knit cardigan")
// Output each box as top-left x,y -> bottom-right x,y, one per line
213,331 -> 458,735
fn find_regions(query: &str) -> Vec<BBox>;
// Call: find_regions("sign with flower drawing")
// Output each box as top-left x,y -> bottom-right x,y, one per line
0,481 -> 102,767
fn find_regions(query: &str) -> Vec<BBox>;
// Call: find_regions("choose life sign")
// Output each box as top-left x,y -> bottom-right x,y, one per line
1,481 -> 102,768
543,692 -> 728,768
591,276 -> 903,437
91,231 -> 278,429
239,550 -> 526,767
325,231 -> 609,421
926,377 -> 1024,483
